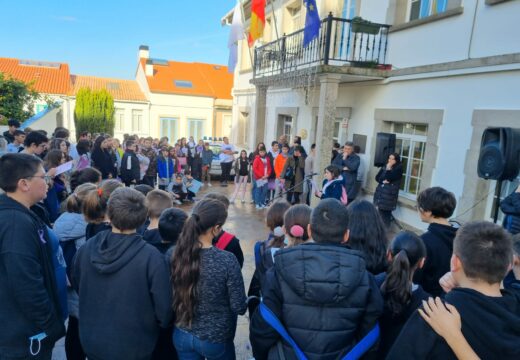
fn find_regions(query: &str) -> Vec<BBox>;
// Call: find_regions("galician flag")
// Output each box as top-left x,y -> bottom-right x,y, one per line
228,1 -> 245,73
303,0 -> 320,47
248,0 -> 266,47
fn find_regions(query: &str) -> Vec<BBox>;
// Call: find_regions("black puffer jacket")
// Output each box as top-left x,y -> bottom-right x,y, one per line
250,243 -> 383,360
373,164 -> 403,211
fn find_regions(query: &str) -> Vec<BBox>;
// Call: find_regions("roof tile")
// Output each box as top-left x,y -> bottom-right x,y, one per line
141,59 -> 232,99
0,57 -> 71,95
70,75 -> 147,102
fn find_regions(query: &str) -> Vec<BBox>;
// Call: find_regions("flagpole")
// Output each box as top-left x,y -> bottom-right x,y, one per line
238,0 -> 255,69
269,0 -> 280,41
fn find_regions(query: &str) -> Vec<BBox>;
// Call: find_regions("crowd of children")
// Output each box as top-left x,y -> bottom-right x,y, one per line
1,125 -> 520,360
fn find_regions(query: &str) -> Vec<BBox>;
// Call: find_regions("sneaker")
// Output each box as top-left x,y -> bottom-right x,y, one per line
208,183 -> 212,187
250,199 -> 255,204
230,200 -> 235,204
255,205 -> 260,209
241,200 -> 245,204
175,200 -> 182,205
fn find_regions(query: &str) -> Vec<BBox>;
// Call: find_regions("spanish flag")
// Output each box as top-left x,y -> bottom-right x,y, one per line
248,0 -> 266,47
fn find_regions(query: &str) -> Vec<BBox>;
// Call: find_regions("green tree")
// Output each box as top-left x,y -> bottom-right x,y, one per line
74,87 -> 115,138
0,72 -> 40,125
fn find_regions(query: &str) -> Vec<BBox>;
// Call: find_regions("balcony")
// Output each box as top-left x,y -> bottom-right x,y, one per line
252,14 -> 391,84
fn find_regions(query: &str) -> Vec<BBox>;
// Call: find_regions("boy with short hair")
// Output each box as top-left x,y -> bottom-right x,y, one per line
169,174 -> 187,204
0,153 -> 66,358
72,187 -> 172,360
22,131 -> 49,156
159,207 -> 188,259
250,198 -> 383,359
414,186 -> 458,297
7,130 -> 25,153
143,189 -> 174,253
120,140 -> 140,187
388,221 -> 520,360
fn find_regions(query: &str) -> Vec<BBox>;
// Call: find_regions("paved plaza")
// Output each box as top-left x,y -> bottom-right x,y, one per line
53,182 -> 263,360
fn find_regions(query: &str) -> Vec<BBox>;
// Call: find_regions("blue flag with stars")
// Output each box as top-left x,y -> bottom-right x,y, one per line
303,0 -> 320,47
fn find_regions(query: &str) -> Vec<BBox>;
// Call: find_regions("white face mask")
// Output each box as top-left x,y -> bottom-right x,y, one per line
284,236 -> 290,246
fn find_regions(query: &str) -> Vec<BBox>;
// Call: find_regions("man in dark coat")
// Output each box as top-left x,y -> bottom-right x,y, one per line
250,199 -> 383,360
500,184 -> 520,234
332,141 -> 360,201
0,153 -> 66,359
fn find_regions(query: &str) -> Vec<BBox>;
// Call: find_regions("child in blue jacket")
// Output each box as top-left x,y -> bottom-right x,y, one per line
157,147 -> 175,190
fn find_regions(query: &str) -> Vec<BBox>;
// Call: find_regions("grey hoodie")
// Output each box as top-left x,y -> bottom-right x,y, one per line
72,231 -> 173,360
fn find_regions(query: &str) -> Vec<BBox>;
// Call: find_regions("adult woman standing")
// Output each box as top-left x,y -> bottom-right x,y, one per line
172,199 -> 247,359
373,153 -> 403,227
91,136 -> 116,179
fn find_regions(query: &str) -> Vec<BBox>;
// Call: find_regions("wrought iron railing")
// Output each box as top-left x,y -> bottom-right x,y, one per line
253,13 -> 390,78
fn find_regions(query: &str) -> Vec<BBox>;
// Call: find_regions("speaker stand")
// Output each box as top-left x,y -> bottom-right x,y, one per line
493,180 -> 503,224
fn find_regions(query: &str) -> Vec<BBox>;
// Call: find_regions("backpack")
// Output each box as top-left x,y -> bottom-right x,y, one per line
284,165 -> 295,181
215,231 -> 235,250
259,303 -> 379,360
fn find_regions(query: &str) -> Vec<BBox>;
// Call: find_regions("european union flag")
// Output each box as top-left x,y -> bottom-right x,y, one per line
303,0 -> 320,47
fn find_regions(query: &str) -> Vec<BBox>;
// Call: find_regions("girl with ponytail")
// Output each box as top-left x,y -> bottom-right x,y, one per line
378,231 -> 429,357
247,199 -> 291,316
284,204 -> 312,247
82,179 -> 123,239
172,199 -> 247,359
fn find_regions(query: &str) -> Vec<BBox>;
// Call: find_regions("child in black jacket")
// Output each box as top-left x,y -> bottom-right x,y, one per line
413,186 -> 458,297
72,188 -> 172,360
120,140 -> 140,186
376,231 -> 430,358
387,221 -> 520,360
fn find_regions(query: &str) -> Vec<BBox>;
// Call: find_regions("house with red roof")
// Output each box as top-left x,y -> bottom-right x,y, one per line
0,48 -> 233,142
135,45 -> 233,143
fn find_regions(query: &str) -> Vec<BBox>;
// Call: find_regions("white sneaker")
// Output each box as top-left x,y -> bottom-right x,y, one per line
241,199 -> 245,204
208,183 -> 212,187
175,200 -> 182,205
255,205 -> 260,209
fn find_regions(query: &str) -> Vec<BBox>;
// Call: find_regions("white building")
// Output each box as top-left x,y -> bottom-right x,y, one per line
223,0 -> 520,229
0,46 -> 234,143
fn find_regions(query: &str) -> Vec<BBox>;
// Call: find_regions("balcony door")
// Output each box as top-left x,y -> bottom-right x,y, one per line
339,0 -> 358,59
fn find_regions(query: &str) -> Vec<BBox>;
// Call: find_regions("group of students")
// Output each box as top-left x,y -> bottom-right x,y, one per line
1,143 -> 520,359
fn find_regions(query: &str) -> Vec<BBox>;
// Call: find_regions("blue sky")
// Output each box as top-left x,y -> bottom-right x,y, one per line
0,0 -> 237,79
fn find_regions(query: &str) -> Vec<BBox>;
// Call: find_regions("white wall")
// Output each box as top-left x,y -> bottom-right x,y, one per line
470,0 -> 520,58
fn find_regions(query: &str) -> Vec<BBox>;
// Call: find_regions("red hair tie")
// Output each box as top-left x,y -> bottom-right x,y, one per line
290,225 -> 305,238
97,188 -> 103,196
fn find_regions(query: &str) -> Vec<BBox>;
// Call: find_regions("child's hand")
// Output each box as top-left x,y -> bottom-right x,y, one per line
419,297 -> 461,340
439,271 -> 458,293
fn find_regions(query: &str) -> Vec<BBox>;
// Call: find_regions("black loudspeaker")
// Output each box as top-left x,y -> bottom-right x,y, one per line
374,132 -> 396,167
477,127 -> 520,181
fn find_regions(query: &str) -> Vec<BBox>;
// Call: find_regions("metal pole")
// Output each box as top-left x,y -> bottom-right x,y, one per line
493,180 -> 503,223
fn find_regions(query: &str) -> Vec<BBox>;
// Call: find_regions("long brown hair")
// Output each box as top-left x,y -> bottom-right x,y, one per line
82,179 -> 123,223
172,199 -> 228,326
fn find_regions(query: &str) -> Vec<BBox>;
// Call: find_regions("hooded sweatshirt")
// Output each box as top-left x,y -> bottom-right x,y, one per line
72,231 -> 173,360
0,194 -> 65,357
250,243 -> 383,360
413,223 -> 458,297
387,288 -> 520,360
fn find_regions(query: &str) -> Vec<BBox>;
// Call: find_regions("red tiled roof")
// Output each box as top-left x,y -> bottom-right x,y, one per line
70,75 -> 147,102
140,59 -> 232,99
0,57 -> 71,95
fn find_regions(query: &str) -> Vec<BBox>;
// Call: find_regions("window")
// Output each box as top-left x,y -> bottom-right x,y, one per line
278,115 -> 293,143
35,104 -> 48,113
238,112 -> 249,146
114,109 -> 125,131
174,80 -> 193,88
132,110 -> 144,133
392,122 -> 428,198
187,119 -> 204,141
160,117 -> 178,144
409,0 -> 448,21
332,119 -> 342,143
285,2 -> 302,34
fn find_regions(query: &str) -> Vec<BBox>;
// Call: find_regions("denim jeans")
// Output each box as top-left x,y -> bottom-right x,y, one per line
173,328 -> 235,360
254,183 -> 268,206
